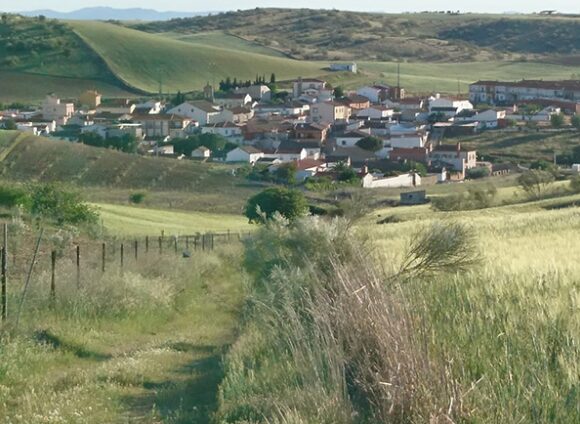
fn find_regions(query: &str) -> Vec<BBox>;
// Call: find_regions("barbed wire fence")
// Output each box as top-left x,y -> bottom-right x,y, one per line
0,223 -> 251,327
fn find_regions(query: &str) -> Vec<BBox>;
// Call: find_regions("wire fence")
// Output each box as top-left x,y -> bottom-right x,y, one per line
0,223 -> 250,326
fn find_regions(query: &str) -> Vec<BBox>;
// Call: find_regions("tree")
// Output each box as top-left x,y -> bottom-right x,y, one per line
244,187 -> 308,223
428,112 -> 448,124
28,183 -> 98,226
173,91 -> 185,106
2,119 -> 17,130
334,86 -> 345,99
270,73 -> 276,85
274,163 -> 297,185
571,114 -> 580,130
517,170 -> 555,199
550,113 -> 565,128
356,136 -> 383,152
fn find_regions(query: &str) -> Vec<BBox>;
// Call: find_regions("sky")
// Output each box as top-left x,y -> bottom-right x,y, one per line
1,0 -> 578,13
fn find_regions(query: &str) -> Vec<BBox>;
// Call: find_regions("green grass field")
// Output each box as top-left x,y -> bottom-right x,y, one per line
0,131 -> 260,213
70,21 -> 325,93
95,202 -> 252,236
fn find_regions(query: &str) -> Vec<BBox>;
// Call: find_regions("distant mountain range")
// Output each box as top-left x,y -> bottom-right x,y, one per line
18,7 -> 211,21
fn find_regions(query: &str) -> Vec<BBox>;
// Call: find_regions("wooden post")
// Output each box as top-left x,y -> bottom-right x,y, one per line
174,236 -> 178,254
145,236 -> 149,253
50,250 -> 56,306
202,234 -> 206,251
134,240 -> 138,260
120,243 -> 124,272
211,233 -> 215,250
158,236 -> 163,255
102,242 -> 106,273
76,245 -> 80,289
193,236 -> 198,251
185,236 -> 190,250
1,223 -> 7,322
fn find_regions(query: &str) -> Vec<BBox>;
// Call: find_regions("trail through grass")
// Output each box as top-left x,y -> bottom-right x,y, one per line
0,247 -> 245,423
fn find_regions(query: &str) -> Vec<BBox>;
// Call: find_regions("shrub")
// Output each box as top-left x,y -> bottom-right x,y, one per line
550,113 -> 565,129
356,136 -> 383,152
0,185 -> 27,208
431,185 -> 497,211
244,187 -> 308,223
517,170 -> 555,200
466,166 -> 490,179
129,192 -> 146,204
572,114 -> 580,130
28,183 -> 98,226
570,175 -> 580,193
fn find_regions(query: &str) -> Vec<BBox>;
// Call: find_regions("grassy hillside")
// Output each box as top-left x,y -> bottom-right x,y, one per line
70,21 -> 325,93
460,129 -> 580,163
133,9 -> 580,63
0,131 -> 259,213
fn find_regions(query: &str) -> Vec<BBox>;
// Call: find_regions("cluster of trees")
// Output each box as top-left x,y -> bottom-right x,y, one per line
218,73 -> 276,92
79,132 -> 138,153
170,133 -> 235,158
244,187 -> 308,223
0,183 -> 97,226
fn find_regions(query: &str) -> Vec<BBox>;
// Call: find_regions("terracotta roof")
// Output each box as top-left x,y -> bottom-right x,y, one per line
293,159 -> 324,170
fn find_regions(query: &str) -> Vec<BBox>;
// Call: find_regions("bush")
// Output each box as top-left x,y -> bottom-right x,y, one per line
28,183 -> 98,226
431,185 -> 497,211
0,185 -> 27,208
466,167 -> 490,179
244,187 -> 308,223
129,192 -> 146,204
356,136 -> 383,152
517,170 -> 555,200
570,175 -> 580,193
572,114 -> 580,130
550,113 -> 565,129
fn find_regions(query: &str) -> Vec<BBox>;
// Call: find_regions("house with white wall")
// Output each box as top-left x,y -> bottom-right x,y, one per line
41,94 -> 74,123
167,101 -> 223,125
226,146 -> 264,163
429,97 -> 473,117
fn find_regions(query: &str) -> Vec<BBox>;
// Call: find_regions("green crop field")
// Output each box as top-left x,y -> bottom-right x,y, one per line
159,31 -> 288,58
95,202 -> 252,236
70,21 -> 325,93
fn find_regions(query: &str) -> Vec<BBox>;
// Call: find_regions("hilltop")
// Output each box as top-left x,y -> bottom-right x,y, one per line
0,11 -> 579,101
18,7 -> 207,21
133,8 -> 580,63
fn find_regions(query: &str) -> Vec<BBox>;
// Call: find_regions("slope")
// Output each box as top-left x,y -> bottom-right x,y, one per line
70,21 -> 325,93
0,130 -> 259,213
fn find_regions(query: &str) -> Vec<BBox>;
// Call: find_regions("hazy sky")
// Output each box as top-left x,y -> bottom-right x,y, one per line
2,0 -> 579,13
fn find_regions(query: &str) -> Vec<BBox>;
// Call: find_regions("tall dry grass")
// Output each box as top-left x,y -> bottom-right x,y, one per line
217,217 -> 478,423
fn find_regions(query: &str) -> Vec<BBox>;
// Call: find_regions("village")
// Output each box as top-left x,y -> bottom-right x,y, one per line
1,70 -> 580,190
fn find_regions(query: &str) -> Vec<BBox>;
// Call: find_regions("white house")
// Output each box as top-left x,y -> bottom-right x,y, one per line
275,142 -> 308,162
292,78 -> 327,99
214,93 -> 252,108
454,109 -> 506,129
429,143 -> 477,175
226,146 -> 264,163
429,97 -> 474,117
330,63 -> 357,73
191,146 -> 211,159
361,172 -> 421,189
356,106 -> 394,119
201,122 -> 245,143
235,85 -> 272,102
357,85 -> 391,103
335,130 -> 370,148
167,101 -> 223,125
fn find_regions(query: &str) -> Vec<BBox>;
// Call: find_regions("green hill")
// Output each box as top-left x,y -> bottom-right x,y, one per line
0,130 -> 259,213
70,20 -> 325,93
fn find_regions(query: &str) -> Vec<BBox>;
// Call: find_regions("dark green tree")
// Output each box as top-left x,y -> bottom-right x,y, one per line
356,136 -> 383,152
550,113 -> 565,128
2,119 -> 17,130
244,187 -> 308,223
334,86 -> 345,99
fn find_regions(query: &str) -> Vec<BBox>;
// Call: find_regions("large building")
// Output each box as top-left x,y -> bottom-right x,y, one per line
469,80 -> 580,105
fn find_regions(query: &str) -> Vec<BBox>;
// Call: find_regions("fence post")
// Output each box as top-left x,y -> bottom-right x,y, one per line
212,233 -> 215,250
50,250 -> 56,306
174,236 -> 178,254
194,236 -> 198,251
145,236 -> 149,253
120,243 -> 124,272
185,236 -> 190,250
202,234 -> 206,251
134,240 -> 138,260
102,242 -> 106,273
158,236 -> 163,255
1,223 -> 7,322
76,245 -> 80,289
